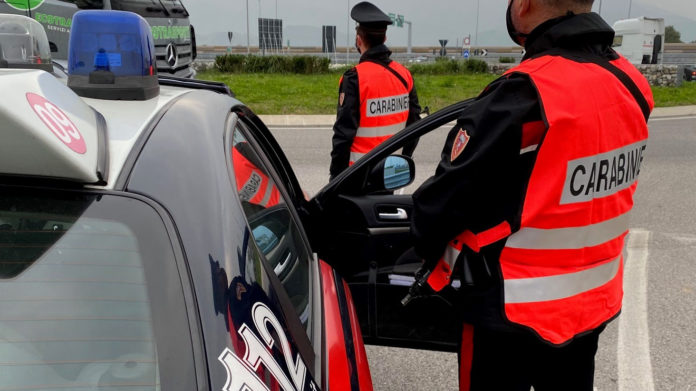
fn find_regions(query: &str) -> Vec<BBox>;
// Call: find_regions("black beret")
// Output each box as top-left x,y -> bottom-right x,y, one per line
351,1 -> 392,29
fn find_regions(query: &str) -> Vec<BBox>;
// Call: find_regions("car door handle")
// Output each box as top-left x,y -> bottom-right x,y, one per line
378,208 -> 408,220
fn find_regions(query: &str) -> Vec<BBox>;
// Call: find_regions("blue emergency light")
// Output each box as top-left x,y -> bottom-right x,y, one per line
67,10 -> 159,100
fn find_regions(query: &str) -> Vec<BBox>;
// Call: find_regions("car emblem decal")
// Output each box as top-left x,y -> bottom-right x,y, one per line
451,128 -> 470,162
218,302 -> 318,391
166,42 -> 178,68
26,92 -> 86,154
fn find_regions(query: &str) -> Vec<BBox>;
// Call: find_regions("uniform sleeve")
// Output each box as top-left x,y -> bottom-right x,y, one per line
401,83 -> 422,157
330,69 -> 360,179
410,74 -> 543,264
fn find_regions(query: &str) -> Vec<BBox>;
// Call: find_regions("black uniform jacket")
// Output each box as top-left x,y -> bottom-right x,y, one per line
330,44 -> 422,179
410,12 -> 620,330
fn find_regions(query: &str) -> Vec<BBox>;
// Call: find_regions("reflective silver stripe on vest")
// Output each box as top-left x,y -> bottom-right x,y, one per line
505,212 -> 630,250
349,151 -> 366,163
259,180 -> 275,207
355,122 -> 406,139
443,244 -> 460,269
504,256 -> 621,304
520,144 -> 539,155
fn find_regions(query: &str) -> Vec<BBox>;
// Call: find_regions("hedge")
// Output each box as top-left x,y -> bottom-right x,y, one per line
215,55 -> 331,74
408,58 -> 489,75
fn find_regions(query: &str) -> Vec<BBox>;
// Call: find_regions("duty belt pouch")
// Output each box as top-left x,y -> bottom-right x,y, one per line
457,246 -> 493,290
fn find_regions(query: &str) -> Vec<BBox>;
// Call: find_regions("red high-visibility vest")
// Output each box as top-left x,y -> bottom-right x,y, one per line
427,54 -> 652,345
348,61 -> 413,164
231,145 -> 280,208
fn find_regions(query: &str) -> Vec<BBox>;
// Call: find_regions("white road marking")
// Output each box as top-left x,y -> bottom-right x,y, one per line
618,229 -> 654,391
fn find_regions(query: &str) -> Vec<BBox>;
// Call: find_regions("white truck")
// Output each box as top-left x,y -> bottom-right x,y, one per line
612,17 -> 665,65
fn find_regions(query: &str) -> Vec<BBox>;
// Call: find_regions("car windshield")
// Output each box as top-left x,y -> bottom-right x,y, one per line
110,0 -> 187,18
0,189 -> 190,390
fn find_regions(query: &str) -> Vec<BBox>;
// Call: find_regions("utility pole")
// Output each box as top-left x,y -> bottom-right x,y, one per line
628,0 -> 632,18
246,0 -> 250,54
275,0 -> 277,19
346,0 -> 350,64
598,0 -> 602,16
474,0 -> 480,46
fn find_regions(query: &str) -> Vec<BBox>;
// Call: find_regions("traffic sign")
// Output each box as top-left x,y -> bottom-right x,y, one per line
463,49 -> 470,59
439,40 -> 448,57
463,36 -> 471,47
481,48 -> 488,57
389,13 -> 405,28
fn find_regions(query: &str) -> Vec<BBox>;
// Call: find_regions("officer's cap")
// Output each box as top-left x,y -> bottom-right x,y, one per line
351,2 -> 392,31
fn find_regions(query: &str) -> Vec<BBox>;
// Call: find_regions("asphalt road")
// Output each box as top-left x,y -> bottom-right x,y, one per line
269,115 -> 696,391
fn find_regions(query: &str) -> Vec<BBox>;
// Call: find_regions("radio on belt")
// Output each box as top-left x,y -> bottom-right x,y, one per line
0,15 -> 52,72
67,10 -> 159,100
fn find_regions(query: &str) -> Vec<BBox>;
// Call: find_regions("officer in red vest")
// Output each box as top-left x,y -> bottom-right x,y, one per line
329,1 -> 421,180
231,141 -> 280,210
408,0 -> 652,389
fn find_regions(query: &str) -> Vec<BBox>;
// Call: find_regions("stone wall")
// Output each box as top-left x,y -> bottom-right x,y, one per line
488,62 -> 684,87
635,64 -> 683,87
488,63 -> 516,75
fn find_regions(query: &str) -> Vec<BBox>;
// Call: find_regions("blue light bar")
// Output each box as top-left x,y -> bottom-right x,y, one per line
67,10 -> 159,100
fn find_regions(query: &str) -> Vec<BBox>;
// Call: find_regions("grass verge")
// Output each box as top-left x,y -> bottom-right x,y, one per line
197,70 -> 497,114
197,70 -> 696,114
652,82 -> 696,107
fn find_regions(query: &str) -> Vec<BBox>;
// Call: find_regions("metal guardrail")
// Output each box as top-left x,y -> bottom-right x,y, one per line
196,44 -> 696,66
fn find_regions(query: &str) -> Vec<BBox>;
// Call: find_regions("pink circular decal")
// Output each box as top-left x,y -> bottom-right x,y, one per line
26,92 -> 86,154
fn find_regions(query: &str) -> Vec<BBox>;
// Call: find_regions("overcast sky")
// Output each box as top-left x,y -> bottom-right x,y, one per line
187,0 -> 696,46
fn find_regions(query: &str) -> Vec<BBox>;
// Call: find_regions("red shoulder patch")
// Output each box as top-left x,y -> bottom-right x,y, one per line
451,129 -> 470,162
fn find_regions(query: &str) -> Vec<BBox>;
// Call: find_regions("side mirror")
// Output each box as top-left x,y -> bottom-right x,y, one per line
366,155 -> 415,193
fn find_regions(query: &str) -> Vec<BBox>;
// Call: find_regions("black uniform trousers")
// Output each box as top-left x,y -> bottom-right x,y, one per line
458,323 -> 605,391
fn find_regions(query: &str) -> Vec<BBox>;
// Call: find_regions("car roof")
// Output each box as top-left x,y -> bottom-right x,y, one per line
0,66 -> 240,190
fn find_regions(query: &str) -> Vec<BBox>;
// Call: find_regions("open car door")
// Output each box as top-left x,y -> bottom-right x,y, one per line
301,100 -> 473,352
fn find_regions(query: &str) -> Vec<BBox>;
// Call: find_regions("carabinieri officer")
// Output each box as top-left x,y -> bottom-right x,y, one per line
329,1 -> 421,180
409,0 -> 652,389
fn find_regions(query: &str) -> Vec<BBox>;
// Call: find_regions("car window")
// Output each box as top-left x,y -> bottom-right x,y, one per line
228,121 -> 314,335
110,0 -> 171,18
0,189 -> 196,391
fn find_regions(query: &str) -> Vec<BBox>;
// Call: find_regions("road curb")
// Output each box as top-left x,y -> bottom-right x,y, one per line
260,106 -> 696,127
650,105 -> 696,118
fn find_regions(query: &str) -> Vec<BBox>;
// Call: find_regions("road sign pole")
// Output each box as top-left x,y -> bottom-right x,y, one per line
346,0 -> 350,64
475,0 -> 480,46
246,0 -> 250,54
406,21 -> 412,54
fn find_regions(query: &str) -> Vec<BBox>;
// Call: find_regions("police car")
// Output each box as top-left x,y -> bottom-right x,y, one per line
0,10 -> 467,390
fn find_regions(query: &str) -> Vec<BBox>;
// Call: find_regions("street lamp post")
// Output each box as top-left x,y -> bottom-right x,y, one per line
628,0 -> 632,18
346,0 -> 350,64
474,0 -> 480,46
246,0 -> 250,54
598,0 -> 602,16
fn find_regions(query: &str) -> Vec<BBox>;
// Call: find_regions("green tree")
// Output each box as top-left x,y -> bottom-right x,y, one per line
665,25 -> 683,43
